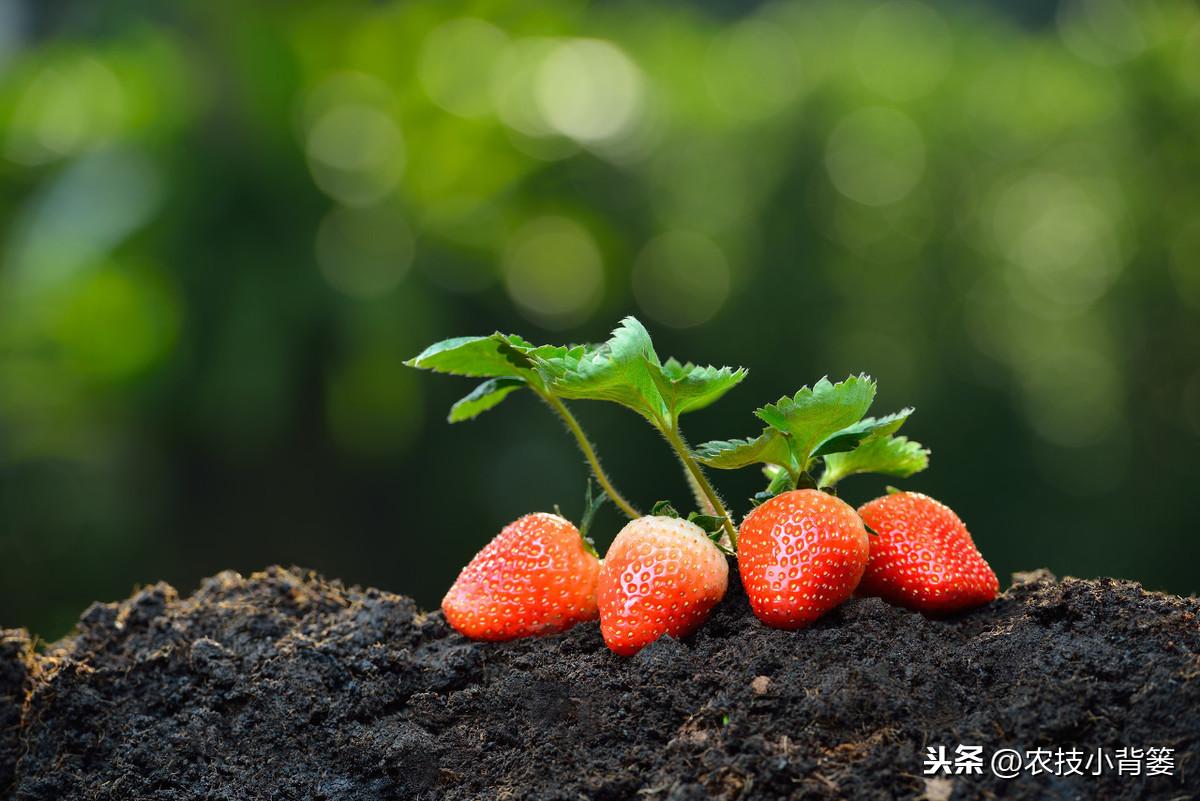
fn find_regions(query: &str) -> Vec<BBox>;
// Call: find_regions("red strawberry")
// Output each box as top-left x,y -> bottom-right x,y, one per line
442,512 -> 600,641
598,515 -> 729,656
738,489 -> 869,629
857,491 -> 999,614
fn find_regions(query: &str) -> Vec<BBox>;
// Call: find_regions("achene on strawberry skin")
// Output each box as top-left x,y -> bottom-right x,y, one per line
442,513 -> 601,641
857,491 -> 999,615
737,489 -> 870,630
597,515 -> 729,656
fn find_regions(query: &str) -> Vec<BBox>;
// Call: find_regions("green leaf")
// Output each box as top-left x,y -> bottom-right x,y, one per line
811,408 -> 913,457
696,375 -> 878,479
818,435 -> 930,488
693,434 -> 792,471
537,318 -> 664,419
405,333 -> 544,384
754,375 -> 876,459
654,358 -> 748,418
447,377 -> 526,423
408,332 -> 586,421
538,317 -> 746,426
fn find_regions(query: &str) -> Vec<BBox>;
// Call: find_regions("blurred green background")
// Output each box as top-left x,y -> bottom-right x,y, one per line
2,0 -> 1198,639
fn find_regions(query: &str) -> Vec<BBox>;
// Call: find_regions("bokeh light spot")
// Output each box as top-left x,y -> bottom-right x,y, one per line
1021,344 -> 1121,447
303,73 -> 404,207
307,105 -> 399,172
306,104 -> 404,206
6,56 -> 126,165
705,18 -> 802,120
853,1 -> 952,101
502,216 -> 604,329
6,147 -> 162,294
419,18 -> 510,119
1057,0 -> 1149,65
52,264 -> 180,380
825,106 -> 925,206
492,38 -> 558,139
992,172 -> 1122,311
535,39 -> 644,143
651,142 -> 750,231
316,205 -> 414,299
632,231 -> 730,328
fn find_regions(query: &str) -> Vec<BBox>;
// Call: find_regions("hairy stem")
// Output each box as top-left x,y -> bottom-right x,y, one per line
539,391 -> 640,520
661,423 -> 738,550
685,469 -> 718,516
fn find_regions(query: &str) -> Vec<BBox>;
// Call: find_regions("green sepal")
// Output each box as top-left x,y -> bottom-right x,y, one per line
749,491 -> 774,508
650,500 -> 680,518
711,538 -> 736,556
686,512 -> 727,536
577,479 -> 607,557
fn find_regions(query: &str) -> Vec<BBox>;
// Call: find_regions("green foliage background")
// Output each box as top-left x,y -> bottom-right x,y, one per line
2,0 -> 1199,637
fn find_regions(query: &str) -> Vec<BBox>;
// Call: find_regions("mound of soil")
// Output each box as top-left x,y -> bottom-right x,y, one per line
2,565 -> 1197,801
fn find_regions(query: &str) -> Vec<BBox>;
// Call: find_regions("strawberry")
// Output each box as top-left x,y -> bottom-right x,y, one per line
442,512 -> 600,641
598,515 -> 729,656
737,489 -> 870,629
857,491 -> 998,614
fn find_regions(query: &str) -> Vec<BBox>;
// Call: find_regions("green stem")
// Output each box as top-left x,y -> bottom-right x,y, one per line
661,423 -> 738,550
539,391 -> 640,520
684,467 -> 717,516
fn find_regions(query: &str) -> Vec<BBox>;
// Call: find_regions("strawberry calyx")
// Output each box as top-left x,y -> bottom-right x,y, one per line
650,499 -> 680,517
577,480 -> 608,558
647,500 -> 734,555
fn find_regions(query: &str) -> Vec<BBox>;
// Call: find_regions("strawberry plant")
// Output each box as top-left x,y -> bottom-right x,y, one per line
409,316 -> 997,655
692,375 -> 934,629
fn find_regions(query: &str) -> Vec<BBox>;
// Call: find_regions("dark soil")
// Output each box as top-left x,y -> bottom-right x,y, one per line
2,566 -> 1198,801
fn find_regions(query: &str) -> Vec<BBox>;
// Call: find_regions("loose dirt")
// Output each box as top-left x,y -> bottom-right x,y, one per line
3,565 -> 1197,800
